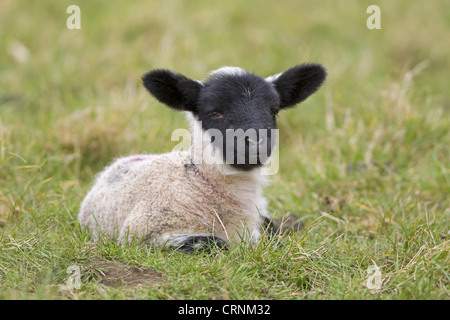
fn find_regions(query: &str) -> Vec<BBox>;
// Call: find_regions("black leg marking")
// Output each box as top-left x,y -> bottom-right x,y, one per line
172,235 -> 228,254
262,217 -> 284,248
262,217 -> 281,237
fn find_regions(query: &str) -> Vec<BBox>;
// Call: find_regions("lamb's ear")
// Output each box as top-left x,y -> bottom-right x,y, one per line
142,69 -> 202,112
269,64 -> 326,109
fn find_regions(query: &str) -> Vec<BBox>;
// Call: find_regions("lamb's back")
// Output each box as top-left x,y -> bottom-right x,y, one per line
78,151 -> 205,238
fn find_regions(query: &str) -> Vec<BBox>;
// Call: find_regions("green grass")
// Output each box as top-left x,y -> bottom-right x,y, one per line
0,0 -> 449,300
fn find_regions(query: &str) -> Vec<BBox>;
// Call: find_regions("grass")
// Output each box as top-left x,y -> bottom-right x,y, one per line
0,0 -> 449,300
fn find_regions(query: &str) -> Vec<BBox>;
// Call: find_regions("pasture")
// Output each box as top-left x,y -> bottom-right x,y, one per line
0,0 -> 448,299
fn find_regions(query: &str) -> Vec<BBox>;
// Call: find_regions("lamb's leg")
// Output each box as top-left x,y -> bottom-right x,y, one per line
261,217 -> 284,248
163,234 -> 228,254
261,216 -> 280,237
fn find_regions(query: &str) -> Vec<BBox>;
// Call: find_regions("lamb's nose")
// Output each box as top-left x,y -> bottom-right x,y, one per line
245,137 -> 264,146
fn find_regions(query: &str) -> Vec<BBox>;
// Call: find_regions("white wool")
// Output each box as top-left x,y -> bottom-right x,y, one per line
265,72 -> 283,83
78,122 -> 270,246
208,66 -> 247,79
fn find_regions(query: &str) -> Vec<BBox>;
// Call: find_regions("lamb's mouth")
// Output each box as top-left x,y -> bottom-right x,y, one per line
223,151 -> 270,170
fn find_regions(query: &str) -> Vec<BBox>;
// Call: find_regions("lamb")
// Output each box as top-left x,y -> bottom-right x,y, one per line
78,64 -> 326,253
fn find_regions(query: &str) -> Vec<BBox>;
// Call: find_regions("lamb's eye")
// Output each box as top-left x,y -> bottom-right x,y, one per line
210,112 -> 223,120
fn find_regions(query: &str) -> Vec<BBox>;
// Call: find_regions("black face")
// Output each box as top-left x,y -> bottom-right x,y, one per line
195,73 -> 280,171
142,64 -> 327,172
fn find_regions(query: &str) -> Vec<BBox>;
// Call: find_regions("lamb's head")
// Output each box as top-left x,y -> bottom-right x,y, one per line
142,64 -> 326,171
